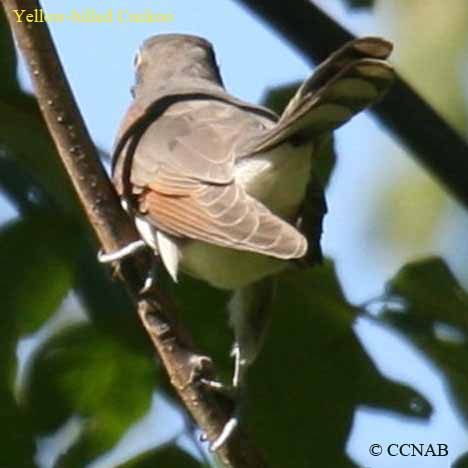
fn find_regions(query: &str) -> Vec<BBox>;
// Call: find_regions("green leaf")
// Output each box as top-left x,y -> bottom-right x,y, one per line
378,257 -> 468,422
262,82 -> 301,116
0,213 -> 68,466
24,323 -> 157,462
162,261 -> 429,467
116,444 -> 208,468
163,271 -> 232,373
0,155 -> 55,215
0,94 -> 82,215
0,210 -> 80,402
0,10 -> 83,217
386,257 -> 468,328
244,261 -> 429,467
0,387 -> 36,467
454,451 -> 468,468
0,212 -> 79,337
0,14 -> 77,462
0,11 -> 110,219
74,247 -> 150,352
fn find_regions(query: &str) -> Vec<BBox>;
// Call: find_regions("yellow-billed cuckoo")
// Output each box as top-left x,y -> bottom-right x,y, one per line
100,34 -> 394,449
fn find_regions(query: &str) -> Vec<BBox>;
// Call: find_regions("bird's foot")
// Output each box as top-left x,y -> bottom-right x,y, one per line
97,239 -> 147,263
98,239 -> 158,294
203,413 -> 240,452
198,383 -> 242,451
197,344 -> 248,451
197,344 -> 246,395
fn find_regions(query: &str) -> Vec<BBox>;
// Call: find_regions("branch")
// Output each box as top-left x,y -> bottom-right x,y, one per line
1,2 -> 267,466
237,0 -> 468,210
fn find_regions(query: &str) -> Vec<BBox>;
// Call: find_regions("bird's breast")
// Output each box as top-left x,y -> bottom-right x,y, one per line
180,241 -> 287,289
178,142 -> 314,289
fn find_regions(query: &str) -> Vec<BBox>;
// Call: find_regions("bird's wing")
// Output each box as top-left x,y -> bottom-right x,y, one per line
126,100 -> 306,260
140,182 -> 306,259
130,100 -> 243,187
239,37 -> 394,155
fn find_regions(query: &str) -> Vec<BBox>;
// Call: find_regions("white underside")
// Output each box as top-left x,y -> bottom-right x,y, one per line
180,242 -> 287,289
134,142 -> 313,289
179,142 -> 313,289
235,142 -> 313,219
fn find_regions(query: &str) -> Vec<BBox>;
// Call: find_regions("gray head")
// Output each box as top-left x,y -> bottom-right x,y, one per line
133,34 -> 224,95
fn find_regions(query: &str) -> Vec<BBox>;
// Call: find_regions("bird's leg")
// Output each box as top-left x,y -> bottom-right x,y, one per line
98,198 -> 149,263
98,237 -> 157,295
197,354 -> 243,451
203,342 -> 248,451
98,200 -> 162,293
231,342 -> 248,389
228,277 -> 275,387
197,344 -> 247,393
199,278 -> 275,450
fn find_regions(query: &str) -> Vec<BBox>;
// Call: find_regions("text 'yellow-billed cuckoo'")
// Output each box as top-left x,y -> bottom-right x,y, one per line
101,34 -> 394,449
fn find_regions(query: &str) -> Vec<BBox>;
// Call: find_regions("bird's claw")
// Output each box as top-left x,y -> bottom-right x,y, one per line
139,265 -> 158,295
230,343 -> 248,389
200,415 -> 239,452
196,344 -> 248,451
186,354 -> 215,388
98,239 -> 158,294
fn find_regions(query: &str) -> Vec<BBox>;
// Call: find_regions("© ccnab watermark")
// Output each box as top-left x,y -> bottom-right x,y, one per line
12,8 -> 174,24
369,443 -> 448,457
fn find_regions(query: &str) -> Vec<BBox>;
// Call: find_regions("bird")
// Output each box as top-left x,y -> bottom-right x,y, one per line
100,33 -> 394,449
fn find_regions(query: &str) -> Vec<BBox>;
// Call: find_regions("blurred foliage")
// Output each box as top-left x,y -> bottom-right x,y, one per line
1,3 -> 467,468
370,167 -> 447,258
367,0 -> 468,261
454,452 -> 468,468
1,213 -> 79,338
115,445 -> 209,468
246,263 -> 431,468
377,258 -> 468,421
384,0 -> 468,131
0,8 -> 158,467
25,324 -> 156,463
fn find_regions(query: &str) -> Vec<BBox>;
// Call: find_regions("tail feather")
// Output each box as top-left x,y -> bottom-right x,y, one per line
281,37 -> 392,119
244,37 -> 394,154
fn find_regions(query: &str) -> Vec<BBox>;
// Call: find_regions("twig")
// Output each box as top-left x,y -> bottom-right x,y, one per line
1,1 -> 267,466
237,0 -> 468,209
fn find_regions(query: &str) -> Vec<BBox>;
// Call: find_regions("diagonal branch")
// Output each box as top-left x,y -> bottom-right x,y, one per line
237,0 -> 468,209
1,1 -> 267,467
